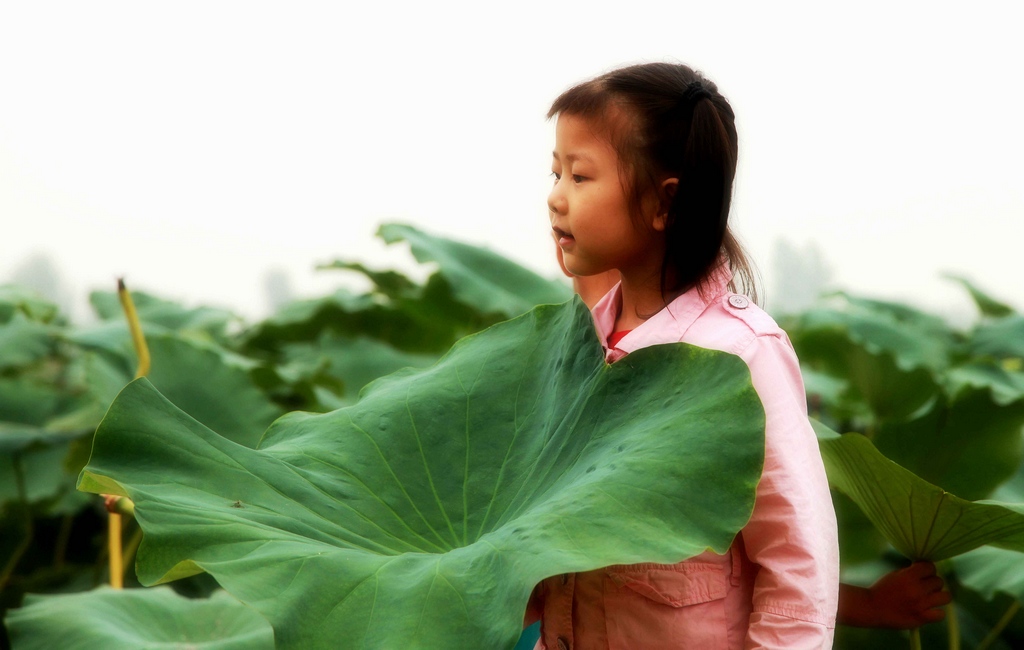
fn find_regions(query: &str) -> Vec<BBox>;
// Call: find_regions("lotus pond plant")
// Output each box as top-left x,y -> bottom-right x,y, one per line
3,224 -> 1024,649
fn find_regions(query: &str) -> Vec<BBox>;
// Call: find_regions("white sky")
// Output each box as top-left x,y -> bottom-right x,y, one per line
2,1 -> 1022,324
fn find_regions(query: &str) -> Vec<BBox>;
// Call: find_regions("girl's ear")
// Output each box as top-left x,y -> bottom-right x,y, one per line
652,177 -> 679,232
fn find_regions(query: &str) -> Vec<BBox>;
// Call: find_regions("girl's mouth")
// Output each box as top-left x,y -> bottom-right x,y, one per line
553,227 -> 575,247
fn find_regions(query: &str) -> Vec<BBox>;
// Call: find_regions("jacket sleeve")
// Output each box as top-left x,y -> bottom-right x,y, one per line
738,333 -> 839,650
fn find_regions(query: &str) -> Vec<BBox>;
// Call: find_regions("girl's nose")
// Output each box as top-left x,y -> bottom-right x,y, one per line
548,182 -> 566,216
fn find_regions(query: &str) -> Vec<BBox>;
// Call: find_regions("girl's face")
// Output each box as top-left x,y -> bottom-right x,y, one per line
548,113 -> 665,279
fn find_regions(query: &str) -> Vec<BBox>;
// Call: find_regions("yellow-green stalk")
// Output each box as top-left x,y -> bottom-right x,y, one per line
105,278 -> 149,588
118,278 -> 151,378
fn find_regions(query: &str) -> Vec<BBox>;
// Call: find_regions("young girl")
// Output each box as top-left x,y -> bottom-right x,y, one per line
552,259 -> 953,639
527,61 -> 840,649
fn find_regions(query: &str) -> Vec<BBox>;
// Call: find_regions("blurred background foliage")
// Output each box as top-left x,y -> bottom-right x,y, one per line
2,223 -> 1023,649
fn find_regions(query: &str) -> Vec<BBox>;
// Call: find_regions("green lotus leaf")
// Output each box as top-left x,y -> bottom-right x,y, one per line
952,545 -> 1024,602
89,289 -> 237,342
67,330 -> 283,448
791,305 -> 943,421
40,352 -> 133,436
0,314 -> 57,371
944,555 -> 1024,650
803,294 -> 955,372
315,261 -> 421,300
970,315 -> 1024,360
801,366 -> 873,427
944,360 -> 1024,407
0,377 -> 63,428
4,586 -> 274,650
244,224 -> 569,357
282,333 -> 440,402
873,385 -> 1024,500
834,292 -> 960,347
815,421 -> 1024,561
377,223 -> 572,318
66,320 -> 153,369
801,366 -> 849,408
0,285 -> 61,324
0,442 -> 74,506
945,274 -> 1016,319
0,374 -> 90,510
990,447 -> 1024,504
78,299 -> 765,649
143,337 -> 283,448
831,490 -> 888,566
241,288 -> 467,355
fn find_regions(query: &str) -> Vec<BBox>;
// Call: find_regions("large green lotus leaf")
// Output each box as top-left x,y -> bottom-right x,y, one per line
945,274 -> 1017,319
991,446 -> 1024,504
315,260 -> 421,300
805,294 -> 955,370
78,299 -> 765,649
835,292 -> 960,350
4,586 -> 274,650
791,305 -> 944,421
945,360 -> 1024,407
873,385 -> 1024,500
67,329 -> 282,448
242,223 -> 570,356
241,288 -> 469,355
0,285 -> 60,324
314,260 -> 493,353
0,377 -> 62,426
239,289 -> 369,349
815,422 -> 1024,561
952,545 -> 1024,602
0,412 -> 91,514
89,289 -> 237,342
0,442 -> 74,505
0,314 -> 57,371
378,223 -> 572,318
0,424 -> 80,455
801,366 -> 848,407
0,372 -> 86,509
801,366 -> 873,427
143,336 -> 283,448
282,333 -> 440,401
832,490 -> 889,566
69,321 -> 257,375
39,351 -> 132,436
970,315 -> 1024,360
65,320 -> 151,378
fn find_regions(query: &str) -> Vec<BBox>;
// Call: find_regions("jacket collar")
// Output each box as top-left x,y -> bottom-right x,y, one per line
590,260 -> 732,363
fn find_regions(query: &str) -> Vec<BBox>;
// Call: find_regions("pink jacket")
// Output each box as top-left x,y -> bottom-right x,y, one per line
527,269 -> 839,649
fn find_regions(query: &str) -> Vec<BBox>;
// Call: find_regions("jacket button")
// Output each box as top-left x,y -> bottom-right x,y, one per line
728,294 -> 749,309
557,637 -> 570,650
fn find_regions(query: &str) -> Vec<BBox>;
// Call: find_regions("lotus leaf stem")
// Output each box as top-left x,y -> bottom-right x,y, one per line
121,526 -> 144,583
975,600 -> 1020,650
946,602 -> 959,650
108,512 -> 123,589
910,627 -> 921,650
105,278 -> 150,589
53,513 -> 73,568
0,455 -> 33,590
118,278 -> 151,378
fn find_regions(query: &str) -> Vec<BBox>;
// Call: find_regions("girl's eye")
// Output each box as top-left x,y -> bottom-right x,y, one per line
572,174 -> 585,183
551,172 -> 561,182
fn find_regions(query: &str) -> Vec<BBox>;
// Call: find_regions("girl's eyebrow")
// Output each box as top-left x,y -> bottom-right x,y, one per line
551,152 -> 593,163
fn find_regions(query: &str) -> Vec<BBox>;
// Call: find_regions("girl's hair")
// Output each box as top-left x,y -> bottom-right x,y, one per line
547,62 -> 759,304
